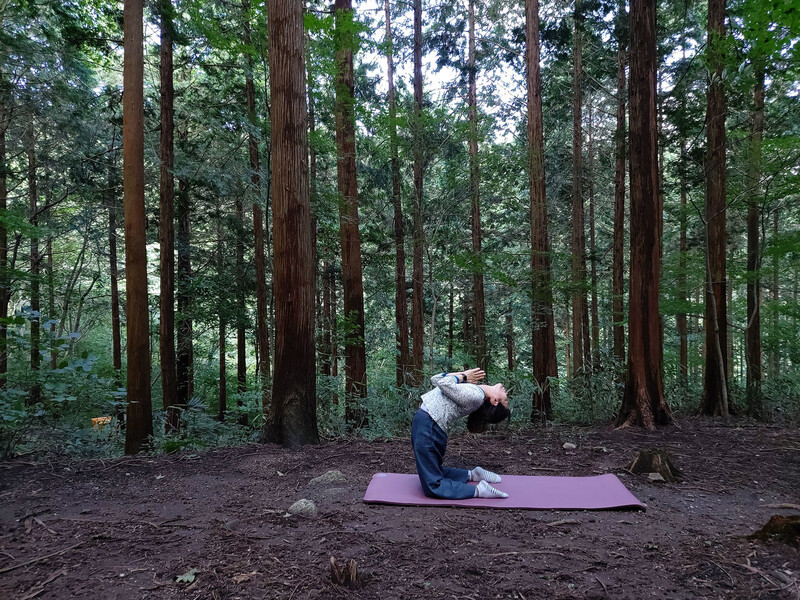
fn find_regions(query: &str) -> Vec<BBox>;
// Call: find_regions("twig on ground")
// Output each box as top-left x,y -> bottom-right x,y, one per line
19,568 -> 67,600
595,575 -> 608,595
0,539 -> 89,574
484,550 -> 566,558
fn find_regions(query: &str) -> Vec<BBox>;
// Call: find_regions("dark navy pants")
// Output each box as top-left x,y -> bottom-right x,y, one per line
411,409 -> 474,499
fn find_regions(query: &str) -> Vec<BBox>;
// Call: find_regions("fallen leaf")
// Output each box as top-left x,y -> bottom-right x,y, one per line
232,571 -> 259,583
175,568 -> 197,583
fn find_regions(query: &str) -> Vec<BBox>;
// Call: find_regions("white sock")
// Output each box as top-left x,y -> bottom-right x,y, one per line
474,480 -> 508,499
469,466 -> 502,483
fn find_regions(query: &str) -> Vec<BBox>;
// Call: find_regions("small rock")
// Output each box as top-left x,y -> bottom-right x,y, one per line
563,442 -> 577,451
287,499 -> 318,517
308,470 -> 347,486
647,472 -> 666,483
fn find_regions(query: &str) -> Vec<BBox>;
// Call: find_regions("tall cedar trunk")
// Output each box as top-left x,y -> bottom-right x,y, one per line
123,0 -> 153,454
468,0 -> 486,372
700,0 -> 730,416
235,5 -> 248,398
159,0 -> 179,433
176,178 -> 193,408
612,0 -> 626,366
263,0 -> 318,447
616,0 -> 670,430
334,0 -> 368,428
571,0 -> 590,376
588,101 -> 599,360
0,80 -> 7,389
218,222 -> 226,421
385,0 -> 410,387
410,0 -> 425,384
527,0 -> 558,422
745,61 -> 765,417
308,30 -> 320,376
109,139 -> 123,390
677,139 -> 688,387
27,117 -> 41,406
244,0 -> 271,418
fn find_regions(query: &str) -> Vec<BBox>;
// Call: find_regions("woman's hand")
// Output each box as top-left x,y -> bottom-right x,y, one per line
459,368 -> 485,384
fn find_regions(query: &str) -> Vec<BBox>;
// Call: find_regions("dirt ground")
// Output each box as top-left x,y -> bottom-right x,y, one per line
1,418 -> 799,600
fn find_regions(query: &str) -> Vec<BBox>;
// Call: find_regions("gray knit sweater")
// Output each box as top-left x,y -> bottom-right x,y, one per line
420,373 -> 485,432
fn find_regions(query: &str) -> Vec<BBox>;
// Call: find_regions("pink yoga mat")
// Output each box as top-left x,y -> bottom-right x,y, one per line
363,473 -> 645,510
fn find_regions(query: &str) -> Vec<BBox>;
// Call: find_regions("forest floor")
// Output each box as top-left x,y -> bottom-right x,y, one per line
1,418 -> 799,600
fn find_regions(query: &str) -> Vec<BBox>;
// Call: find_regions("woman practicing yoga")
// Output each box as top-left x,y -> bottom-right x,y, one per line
411,368 -> 511,499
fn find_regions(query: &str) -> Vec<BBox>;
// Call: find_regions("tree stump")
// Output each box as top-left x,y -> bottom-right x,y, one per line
751,515 -> 800,547
626,449 -> 681,483
330,556 -> 362,589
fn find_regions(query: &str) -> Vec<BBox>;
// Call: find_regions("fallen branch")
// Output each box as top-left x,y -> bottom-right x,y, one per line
484,550 -> 566,558
0,540 -> 87,574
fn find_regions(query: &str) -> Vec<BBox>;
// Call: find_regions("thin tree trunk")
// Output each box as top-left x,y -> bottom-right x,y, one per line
745,60 -> 764,418
322,262 -> 332,378
571,0 -> 590,376
506,302 -> 515,371
617,0 -> 670,430
159,0 -> 179,433
612,0 -> 627,368
108,138 -> 123,390
334,0 -> 368,428
527,0 -> 558,422
677,139 -> 688,388
331,266 -> 339,405
27,117 -> 41,406
0,80 -> 7,389
699,0 -> 730,416
769,211 -> 778,376
565,303 -> 572,380
448,285 -> 454,360
123,0 -> 153,454
385,0 -> 410,388
468,0 -> 486,372
263,0 -> 318,447
47,237 -> 55,369
176,178 -> 193,409
411,0 -> 425,384
588,100 -> 599,362
244,0 -> 271,422
218,221 -> 226,422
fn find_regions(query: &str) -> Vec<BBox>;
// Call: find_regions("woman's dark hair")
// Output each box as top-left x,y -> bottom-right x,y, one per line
467,398 -> 511,434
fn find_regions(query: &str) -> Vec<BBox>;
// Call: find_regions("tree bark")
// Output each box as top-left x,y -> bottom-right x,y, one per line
677,139 -> 688,388
769,211 -> 778,376
159,0 -> 179,433
587,100 -> 599,362
244,0 -> 271,420
27,117 -> 41,406
263,0 -> 318,447
612,0 -> 627,368
176,178 -> 193,409
108,138 -> 123,390
616,0 -> 670,430
699,0 -> 730,416
218,221 -> 226,421
571,0 -> 590,376
123,0 -> 153,454
745,60 -> 764,418
411,0 -> 425,385
385,0 -> 410,388
527,0 -> 558,422
0,79 -> 8,390
334,0 -> 368,429
506,302 -> 515,371
468,0 -> 486,372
